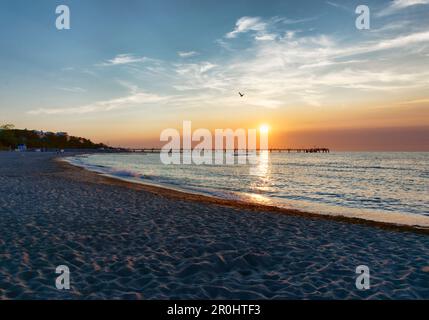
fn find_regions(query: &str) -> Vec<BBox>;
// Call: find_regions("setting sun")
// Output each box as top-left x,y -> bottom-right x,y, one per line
259,125 -> 270,134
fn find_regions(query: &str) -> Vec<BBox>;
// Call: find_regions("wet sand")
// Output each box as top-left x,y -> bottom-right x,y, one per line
0,152 -> 428,299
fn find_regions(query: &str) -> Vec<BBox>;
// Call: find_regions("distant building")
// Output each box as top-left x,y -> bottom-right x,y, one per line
32,130 -> 45,137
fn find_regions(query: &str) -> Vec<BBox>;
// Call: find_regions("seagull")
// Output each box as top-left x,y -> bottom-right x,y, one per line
239,92 -> 244,97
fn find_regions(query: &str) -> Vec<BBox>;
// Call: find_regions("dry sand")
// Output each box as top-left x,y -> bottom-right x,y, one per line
0,152 -> 428,299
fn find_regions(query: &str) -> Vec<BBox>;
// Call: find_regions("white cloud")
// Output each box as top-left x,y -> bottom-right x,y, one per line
284,31 -> 296,40
56,87 -> 86,93
298,59 -> 365,69
255,33 -> 277,41
279,17 -> 317,25
372,31 -> 429,50
175,62 -> 217,76
295,31 -> 429,59
28,91 -> 170,115
178,51 -> 199,58
226,17 -> 266,38
30,15 -> 429,115
224,16 -> 314,43
391,0 -> 429,9
99,54 -> 149,66
197,27 -> 429,106
400,97 -> 429,104
326,1 -> 351,11
377,0 -> 429,17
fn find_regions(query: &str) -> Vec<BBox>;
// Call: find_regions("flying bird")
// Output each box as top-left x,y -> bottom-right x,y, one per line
239,92 -> 244,97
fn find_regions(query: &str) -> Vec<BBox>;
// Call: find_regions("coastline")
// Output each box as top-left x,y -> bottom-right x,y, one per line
1,152 -> 428,299
59,155 -> 429,235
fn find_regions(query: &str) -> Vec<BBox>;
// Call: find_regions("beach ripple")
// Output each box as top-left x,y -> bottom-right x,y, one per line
0,153 -> 428,299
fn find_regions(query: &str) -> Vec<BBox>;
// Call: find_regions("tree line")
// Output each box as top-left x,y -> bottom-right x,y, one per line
0,124 -> 107,150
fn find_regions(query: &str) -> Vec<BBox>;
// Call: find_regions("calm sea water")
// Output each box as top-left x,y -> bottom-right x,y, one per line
67,152 -> 429,221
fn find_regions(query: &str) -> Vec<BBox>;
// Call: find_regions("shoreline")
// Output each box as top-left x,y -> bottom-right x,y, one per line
58,156 -> 429,235
1,152 -> 429,299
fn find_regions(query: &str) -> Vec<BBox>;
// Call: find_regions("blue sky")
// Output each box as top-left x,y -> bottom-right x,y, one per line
0,0 -> 428,148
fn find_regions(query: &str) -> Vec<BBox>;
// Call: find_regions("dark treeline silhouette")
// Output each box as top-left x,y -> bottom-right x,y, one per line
0,125 -> 107,150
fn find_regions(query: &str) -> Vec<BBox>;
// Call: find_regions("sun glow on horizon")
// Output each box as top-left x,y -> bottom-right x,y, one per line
259,124 -> 270,135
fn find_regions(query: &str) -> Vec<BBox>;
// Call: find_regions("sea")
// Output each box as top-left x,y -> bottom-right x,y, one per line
65,152 -> 429,226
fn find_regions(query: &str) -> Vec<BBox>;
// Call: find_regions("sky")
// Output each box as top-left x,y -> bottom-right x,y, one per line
0,0 -> 428,150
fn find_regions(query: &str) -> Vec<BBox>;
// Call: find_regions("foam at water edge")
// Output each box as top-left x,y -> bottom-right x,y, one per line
61,155 -> 429,229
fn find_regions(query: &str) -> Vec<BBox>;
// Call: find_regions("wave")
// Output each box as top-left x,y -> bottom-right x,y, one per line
61,155 -> 429,229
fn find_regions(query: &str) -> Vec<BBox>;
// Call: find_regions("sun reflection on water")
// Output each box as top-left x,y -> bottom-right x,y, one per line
249,150 -> 273,197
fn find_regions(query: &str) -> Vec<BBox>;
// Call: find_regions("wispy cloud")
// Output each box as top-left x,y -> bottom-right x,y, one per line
326,1 -> 352,12
225,16 -> 267,39
377,0 -> 429,17
400,97 -> 429,104
28,91 -> 170,115
175,62 -> 217,75
30,15 -> 429,115
177,51 -> 199,58
56,87 -> 86,93
255,33 -> 277,41
224,16 -> 318,44
98,54 -> 149,66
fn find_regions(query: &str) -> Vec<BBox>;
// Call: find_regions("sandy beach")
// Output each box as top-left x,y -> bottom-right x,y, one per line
0,152 -> 428,299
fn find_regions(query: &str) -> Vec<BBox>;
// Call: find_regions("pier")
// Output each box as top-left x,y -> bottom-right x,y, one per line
121,148 -> 330,153
269,148 -> 330,153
